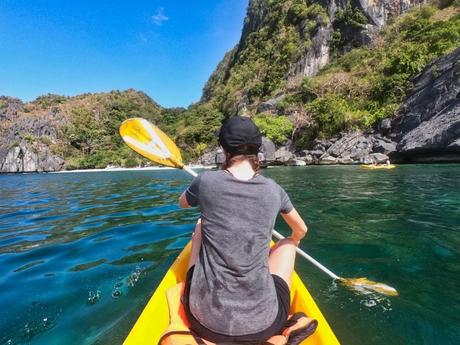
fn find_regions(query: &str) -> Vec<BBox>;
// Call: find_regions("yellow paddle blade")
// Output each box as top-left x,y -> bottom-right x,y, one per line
119,118 -> 184,168
339,277 -> 399,297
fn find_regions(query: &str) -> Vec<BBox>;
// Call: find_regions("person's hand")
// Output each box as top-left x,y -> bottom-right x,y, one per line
270,237 -> 300,254
287,236 -> 301,247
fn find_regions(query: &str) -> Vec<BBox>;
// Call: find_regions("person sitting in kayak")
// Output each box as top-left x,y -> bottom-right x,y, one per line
178,116 -> 317,344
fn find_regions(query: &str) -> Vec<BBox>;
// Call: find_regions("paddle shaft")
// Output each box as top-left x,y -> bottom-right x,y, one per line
183,165 -> 198,178
180,165 -> 341,281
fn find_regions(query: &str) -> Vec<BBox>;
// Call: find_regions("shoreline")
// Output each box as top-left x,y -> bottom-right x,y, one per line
2,162 -> 460,175
51,165 -> 216,174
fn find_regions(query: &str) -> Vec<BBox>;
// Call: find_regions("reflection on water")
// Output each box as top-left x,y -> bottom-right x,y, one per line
0,165 -> 459,345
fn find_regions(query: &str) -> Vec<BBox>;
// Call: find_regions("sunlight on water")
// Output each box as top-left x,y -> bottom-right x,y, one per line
0,165 -> 459,345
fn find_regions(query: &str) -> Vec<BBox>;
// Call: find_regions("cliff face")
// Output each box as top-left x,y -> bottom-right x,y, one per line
294,0 -> 421,77
0,91 -> 163,173
1,142 -> 64,173
0,96 -> 65,173
199,42 -> 460,166
290,46 -> 460,165
201,1 -> 460,163
387,46 -> 460,162
203,0 -> 422,114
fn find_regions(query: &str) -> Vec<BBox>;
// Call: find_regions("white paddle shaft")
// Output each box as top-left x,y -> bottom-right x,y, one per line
181,164 -> 340,281
183,165 -> 198,178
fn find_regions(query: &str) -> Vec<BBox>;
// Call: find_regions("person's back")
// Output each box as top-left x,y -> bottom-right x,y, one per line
187,170 -> 292,335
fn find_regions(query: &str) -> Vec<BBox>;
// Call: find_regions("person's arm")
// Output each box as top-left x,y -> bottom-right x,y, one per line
281,208 -> 308,246
178,174 -> 201,209
179,191 -> 191,208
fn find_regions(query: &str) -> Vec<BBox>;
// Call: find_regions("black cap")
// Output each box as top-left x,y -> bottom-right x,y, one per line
218,116 -> 262,155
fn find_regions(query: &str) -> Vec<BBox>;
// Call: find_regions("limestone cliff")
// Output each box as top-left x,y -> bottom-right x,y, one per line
0,91 -> 163,173
198,1 -> 460,165
0,96 -> 66,173
388,46 -> 460,162
202,0 -> 422,114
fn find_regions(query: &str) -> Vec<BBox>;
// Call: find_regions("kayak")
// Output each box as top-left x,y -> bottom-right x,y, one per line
123,241 -> 341,345
361,164 -> 396,170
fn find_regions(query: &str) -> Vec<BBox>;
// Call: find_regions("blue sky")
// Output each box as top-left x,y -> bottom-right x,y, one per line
0,0 -> 248,107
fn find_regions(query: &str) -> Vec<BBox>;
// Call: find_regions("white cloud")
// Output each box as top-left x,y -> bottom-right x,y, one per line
152,7 -> 168,26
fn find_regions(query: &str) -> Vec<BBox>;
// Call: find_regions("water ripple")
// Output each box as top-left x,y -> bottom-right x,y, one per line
1,166 -> 459,345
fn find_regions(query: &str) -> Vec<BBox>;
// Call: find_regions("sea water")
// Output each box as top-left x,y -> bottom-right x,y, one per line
0,165 -> 459,345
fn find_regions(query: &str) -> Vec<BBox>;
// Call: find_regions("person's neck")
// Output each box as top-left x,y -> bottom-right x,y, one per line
226,160 -> 257,181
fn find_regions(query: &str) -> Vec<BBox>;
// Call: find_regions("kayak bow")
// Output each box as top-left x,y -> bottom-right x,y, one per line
123,242 -> 340,345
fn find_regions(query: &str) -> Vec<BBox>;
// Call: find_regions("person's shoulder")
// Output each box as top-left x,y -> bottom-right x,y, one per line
198,170 -> 225,182
201,169 -> 224,177
257,175 -> 280,188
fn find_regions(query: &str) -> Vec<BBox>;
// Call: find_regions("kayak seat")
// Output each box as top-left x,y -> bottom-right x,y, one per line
158,283 -> 317,345
158,282 -> 208,345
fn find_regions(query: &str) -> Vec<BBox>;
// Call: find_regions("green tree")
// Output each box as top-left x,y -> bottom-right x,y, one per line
253,115 -> 293,144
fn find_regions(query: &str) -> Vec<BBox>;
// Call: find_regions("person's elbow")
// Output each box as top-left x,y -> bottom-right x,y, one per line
282,208 -> 308,240
294,221 -> 307,239
300,223 -> 308,237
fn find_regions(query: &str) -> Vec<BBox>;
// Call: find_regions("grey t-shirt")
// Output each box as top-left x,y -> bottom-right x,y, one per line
185,170 -> 293,336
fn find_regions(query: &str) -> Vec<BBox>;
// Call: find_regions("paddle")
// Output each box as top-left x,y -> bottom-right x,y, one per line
119,117 -> 398,297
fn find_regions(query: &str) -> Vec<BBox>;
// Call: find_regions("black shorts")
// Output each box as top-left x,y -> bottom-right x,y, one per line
182,266 -> 290,343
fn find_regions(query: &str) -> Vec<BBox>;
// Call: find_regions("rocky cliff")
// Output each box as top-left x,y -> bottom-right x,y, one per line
203,0 -> 423,114
388,46 -> 460,162
0,96 -> 66,173
198,1 -> 460,165
0,91 -> 164,173
285,46 -> 460,165
289,0 -> 420,79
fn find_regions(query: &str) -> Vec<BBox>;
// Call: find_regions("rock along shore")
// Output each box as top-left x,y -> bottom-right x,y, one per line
198,47 -> 460,167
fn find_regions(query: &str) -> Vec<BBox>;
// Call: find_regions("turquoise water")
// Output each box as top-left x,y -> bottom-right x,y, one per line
0,165 -> 459,345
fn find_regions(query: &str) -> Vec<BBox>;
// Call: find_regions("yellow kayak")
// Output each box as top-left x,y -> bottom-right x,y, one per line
124,242 -> 340,345
361,164 -> 396,170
